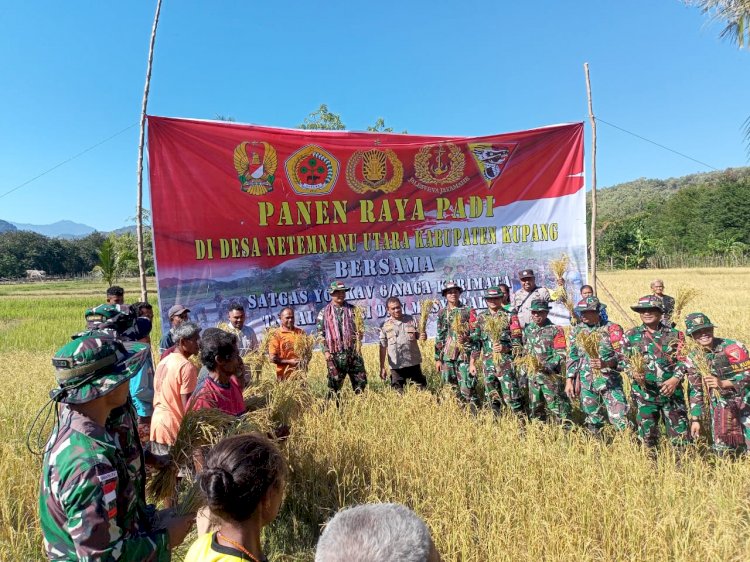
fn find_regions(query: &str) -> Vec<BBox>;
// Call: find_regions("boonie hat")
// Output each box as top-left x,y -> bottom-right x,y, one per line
684,312 -> 715,336
630,295 -> 664,312
168,304 -> 190,318
574,296 -> 601,313
327,280 -> 350,294
441,279 -> 464,296
50,332 -> 148,405
518,269 -> 535,279
529,299 -> 551,311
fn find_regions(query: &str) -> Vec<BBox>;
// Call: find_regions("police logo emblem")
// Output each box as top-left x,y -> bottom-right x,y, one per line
468,142 -> 517,188
233,141 -> 278,195
409,143 -> 468,194
346,149 -> 403,194
285,145 -> 339,196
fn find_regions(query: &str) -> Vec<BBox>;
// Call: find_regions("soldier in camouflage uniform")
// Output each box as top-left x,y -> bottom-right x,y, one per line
684,312 -> 750,455
316,281 -> 367,394
39,333 -> 193,561
435,280 -> 478,407
565,297 -> 630,434
469,286 -> 524,416
522,299 -> 572,423
620,295 -> 689,448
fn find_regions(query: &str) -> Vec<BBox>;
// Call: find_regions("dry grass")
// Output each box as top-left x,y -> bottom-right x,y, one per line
2,270 -> 750,561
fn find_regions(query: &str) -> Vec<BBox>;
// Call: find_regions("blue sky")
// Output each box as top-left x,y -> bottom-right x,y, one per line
1,1 -> 748,232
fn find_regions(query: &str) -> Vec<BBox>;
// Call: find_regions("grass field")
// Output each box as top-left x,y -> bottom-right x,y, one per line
1,269 -> 749,561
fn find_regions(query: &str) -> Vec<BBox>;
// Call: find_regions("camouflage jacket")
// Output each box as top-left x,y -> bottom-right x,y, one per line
566,321 -> 626,390
522,319 -> 567,380
469,308 -> 522,360
435,304 -> 473,362
686,338 -> 750,418
620,324 -> 687,390
40,405 -> 169,561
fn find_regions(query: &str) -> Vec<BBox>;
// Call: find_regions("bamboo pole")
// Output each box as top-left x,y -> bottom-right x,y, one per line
584,63 -> 598,294
136,0 -> 163,303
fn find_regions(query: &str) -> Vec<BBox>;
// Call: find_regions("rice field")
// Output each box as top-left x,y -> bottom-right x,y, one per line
1,269 -> 749,561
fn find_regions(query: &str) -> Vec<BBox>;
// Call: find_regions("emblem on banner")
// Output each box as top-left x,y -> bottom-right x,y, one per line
233,141 -> 278,195
467,143 -> 517,188
410,143 -> 467,194
284,145 -> 339,195
346,149 -> 403,194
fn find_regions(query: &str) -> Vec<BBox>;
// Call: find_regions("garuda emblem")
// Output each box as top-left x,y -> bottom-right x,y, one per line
412,143 -> 466,193
468,142 -> 517,188
233,141 -> 277,195
284,145 -> 339,196
346,149 -> 403,194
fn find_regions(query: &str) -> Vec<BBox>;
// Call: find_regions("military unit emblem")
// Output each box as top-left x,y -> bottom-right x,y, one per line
411,143 -> 467,193
345,148 -> 403,194
468,142 -> 517,188
233,141 -> 278,195
284,145 -> 340,196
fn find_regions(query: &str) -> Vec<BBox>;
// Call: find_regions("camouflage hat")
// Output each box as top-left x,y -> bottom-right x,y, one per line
327,280 -> 351,294
484,286 -> 505,299
630,295 -> 664,312
441,279 -> 464,296
84,303 -> 135,335
50,332 -> 148,405
684,312 -> 716,336
529,299 -> 551,311
518,269 -> 535,279
574,296 -> 601,313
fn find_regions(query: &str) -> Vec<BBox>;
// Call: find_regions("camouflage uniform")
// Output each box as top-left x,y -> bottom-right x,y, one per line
621,296 -> 689,447
522,302 -> 572,422
40,334 -> 168,561
567,298 -> 629,432
436,304 -> 477,406
470,303 -> 523,415
684,313 -> 750,454
317,282 -> 366,394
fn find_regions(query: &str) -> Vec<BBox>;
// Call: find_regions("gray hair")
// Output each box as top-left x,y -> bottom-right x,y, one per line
174,321 -> 201,342
315,503 -> 434,562
650,279 -> 664,288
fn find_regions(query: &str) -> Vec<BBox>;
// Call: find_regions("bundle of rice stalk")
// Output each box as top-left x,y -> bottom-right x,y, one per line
354,306 -> 366,353
451,309 -> 468,355
513,353 -> 541,375
549,253 -> 570,281
483,313 -> 508,365
418,298 -> 437,334
293,332 -> 320,372
268,376 -> 313,427
683,336 -> 721,403
242,376 -> 274,411
627,350 -> 647,385
243,327 -> 278,372
175,476 -> 205,516
674,286 -> 700,323
576,330 -> 602,377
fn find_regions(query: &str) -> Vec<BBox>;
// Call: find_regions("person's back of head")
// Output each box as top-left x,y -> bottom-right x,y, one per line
315,503 -> 440,562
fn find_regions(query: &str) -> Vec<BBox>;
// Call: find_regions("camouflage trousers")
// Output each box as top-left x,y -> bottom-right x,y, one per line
632,384 -> 689,447
327,350 -> 367,394
441,359 -> 478,406
708,397 -> 750,455
579,383 -> 630,432
482,354 -> 523,415
529,373 -> 572,423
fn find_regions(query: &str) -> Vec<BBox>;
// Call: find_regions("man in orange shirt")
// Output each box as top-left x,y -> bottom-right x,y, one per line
150,322 -> 201,453
269,307 -> 304,381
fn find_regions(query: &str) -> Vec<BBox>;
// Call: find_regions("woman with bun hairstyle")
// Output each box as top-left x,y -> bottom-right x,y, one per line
184,433 -> 288,562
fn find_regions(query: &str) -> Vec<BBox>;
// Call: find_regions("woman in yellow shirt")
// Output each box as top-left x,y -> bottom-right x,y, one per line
184,433 -> 287,562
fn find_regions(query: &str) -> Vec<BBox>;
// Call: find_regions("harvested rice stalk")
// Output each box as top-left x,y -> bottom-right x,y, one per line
418,299 -> 437,334
451,309 -> 468,355
683,336 -> 721,403
550,254 -> 570,281
268,376 -> 313,427
175,476 -> 204,516
293,332 -> 320,372
627,350 -> 647,386
483,314 -> 509,365
513,353 -> 541,375
243,327 -> 278,373
354,306 -> 366,353
673,286 -> 700,323
576,330 -> 602,377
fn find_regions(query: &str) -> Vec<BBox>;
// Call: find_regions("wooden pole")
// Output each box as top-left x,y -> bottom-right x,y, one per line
584,62 -> 598,294
136,0 -> 163,303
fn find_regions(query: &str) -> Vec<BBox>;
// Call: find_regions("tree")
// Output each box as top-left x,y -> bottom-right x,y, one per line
298,104 -> 346,130
93,235 -> 136,287
367,117 -> 408,134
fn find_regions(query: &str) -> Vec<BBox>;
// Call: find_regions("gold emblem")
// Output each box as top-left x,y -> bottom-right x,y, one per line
346,149 -> 403,194
410,143 -> 467,193
284,145 -> 340,196
233,141 -> 278,195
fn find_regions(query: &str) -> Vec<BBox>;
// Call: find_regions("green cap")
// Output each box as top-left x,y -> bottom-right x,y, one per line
484,286 -> 504,299
50,332 -> 148,404
529,299 -> 551,311
574,296 -> 600,313
630,295 -> 664,312
327,280 -> 350,294
684,312 -> 715,335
